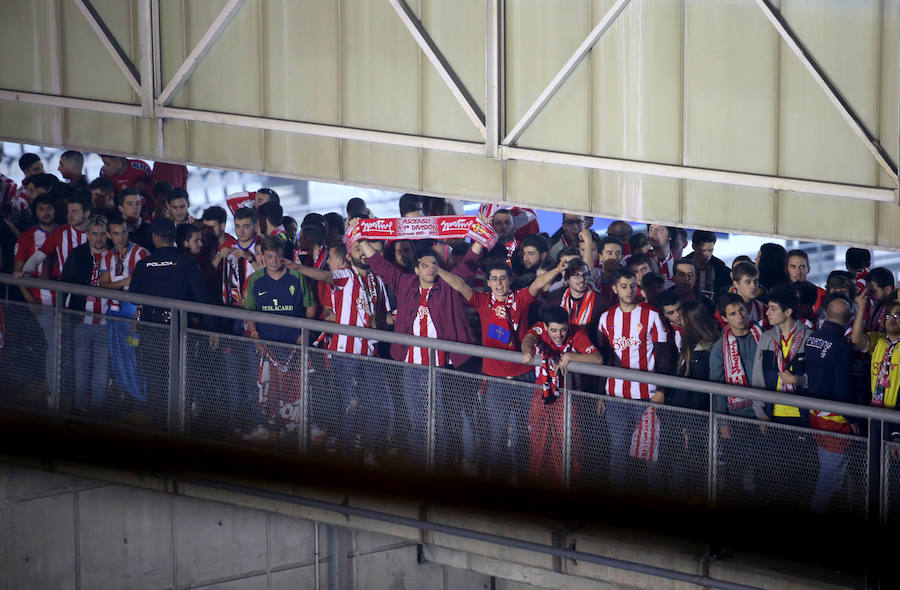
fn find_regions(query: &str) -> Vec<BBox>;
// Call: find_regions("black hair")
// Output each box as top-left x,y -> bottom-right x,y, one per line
106,212 -> 126,227
718,292 -> 746,317
115,187 -> 142,207
414,249 -> 439,267
758,243 -> 789,289
347,197 -> 368,218
259,201 -> 283,227
26,173 -> 59,192
328,241 -> 348,259
868,267 -> 895,289
767,285 -> 799,318
176,223 -> 199,248
520,233 -> 549,254
598,235 -> 622,252
626,252 -> 653,269
323,212 -> 345,235
166,188 -> 189,204
845,247 -> 871,271
256,187 -> 280,207
399,193 -> 424,216
789,280 -> 818,307
485,260 -> 513,278
786,249 -> 809,264
153,180 -> 174,199
542,306 -> 569,326
234,207 -> 258,223
18,153 -> 41,173
629,232 -> 650,252
66,192 -> 91,213
31,193 -> 55,212
658,289 -> 681,309
642,272 -> 665,290
674,257 -> 695,270
60,150 -> 84,168
201,206 -> 227,225
691,229 -> 717,246
89,177 -> 115,194
557,247 -> 580,261
612,267 -> 636,283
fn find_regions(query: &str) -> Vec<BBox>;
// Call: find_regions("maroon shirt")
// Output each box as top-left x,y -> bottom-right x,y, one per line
367,248 -> 482,368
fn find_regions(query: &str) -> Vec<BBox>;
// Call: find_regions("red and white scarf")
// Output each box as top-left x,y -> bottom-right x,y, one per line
630,407 -> 660,462
775,324 -> 804,392
536,340 -> 576,404
872,337 -> 900,407
561,288 -> 596,327
347,216 -> 497,249
722,323 -> 762,410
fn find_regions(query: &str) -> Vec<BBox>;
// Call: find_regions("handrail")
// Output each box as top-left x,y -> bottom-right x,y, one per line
2,273 -> 894,424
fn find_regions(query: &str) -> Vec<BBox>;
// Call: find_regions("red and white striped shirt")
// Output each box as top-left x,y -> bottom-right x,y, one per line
40,224 -> 87,278
14,227 -> 55,305
405,287 -> 448,366
598,303 -> 667,399
654,251 -> 675,283
100,243 -> 149,312
0,172 -> 29,214
222,236 -> 254,307
328,268 -> 391,356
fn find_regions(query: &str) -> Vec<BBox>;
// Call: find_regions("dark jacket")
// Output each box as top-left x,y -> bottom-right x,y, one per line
669,346 -> 711,411
805,320 -> 857,430
130,246 -> 212,327
661,285 -> 716,316
59,242 -> 104,312
684,252 -> 731,297
367,249 -> 481,368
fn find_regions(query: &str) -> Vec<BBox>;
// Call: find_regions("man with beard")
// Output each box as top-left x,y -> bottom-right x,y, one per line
512,234 -> 549,290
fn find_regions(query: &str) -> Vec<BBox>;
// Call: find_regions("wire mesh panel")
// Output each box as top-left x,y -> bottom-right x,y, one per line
572,392 -> 709,502
58,309 -> 170,431
435,369 -> 539,484
883,441 -> 900,527
715,414 -> 867,517
0,301 -> 54,411
304,348 -> 405,468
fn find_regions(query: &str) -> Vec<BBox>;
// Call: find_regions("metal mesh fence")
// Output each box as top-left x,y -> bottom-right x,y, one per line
58,309 -> 171,431
0,301 -> 54,411
714,415 -> 867,517
883,441 -> 900,526
571,391 -> 709,501
305,348 -> 407,468
435,369 -> 537,484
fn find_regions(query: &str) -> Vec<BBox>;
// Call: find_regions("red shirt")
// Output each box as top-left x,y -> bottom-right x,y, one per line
469,288 -> 536,377
529,324 -> 596,386
14,227 -> 55,305
101,159 -> 152,197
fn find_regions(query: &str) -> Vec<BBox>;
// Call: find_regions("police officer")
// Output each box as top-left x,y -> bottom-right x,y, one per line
130,218 -> 212,425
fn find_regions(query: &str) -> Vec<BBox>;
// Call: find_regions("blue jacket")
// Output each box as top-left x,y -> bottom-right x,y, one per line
804,321 -> 853,406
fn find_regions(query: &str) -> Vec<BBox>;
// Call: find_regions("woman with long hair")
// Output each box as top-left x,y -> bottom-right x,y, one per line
757,242 -> 789,291
671,300 -> 721,409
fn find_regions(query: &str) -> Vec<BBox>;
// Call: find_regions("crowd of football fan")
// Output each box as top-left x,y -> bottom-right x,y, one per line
1,150 -> 898,505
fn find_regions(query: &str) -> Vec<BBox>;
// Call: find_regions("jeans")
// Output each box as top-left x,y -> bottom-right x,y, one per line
108,304 -> 144,402
811,446 -> 848,513
332,355 -> 390,453
401,365 -> 467,468
605,399 -> 661,489
74,322 -> 109,410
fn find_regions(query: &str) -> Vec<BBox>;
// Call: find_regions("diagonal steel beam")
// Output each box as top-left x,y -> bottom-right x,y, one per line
156,0 -> 247,107
71,0 -> 142,95
388,0 -> 486,139
755,0 -> 898,184
502,0 -> 631,146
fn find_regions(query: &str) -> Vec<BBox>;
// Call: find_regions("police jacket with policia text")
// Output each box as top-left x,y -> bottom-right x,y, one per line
750,322 -> 810,425
129,246 -> 214,328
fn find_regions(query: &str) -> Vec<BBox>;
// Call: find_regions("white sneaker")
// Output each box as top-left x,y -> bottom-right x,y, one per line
242,425 -> 269,441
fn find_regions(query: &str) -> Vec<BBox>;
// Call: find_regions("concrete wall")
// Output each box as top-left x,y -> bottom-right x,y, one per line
0,462 -> 493,590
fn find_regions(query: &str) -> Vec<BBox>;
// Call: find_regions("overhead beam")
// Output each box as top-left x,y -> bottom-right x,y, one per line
137,0 -> 155,118
156,0 -> 247,107
501,145 -> 896,202
485,0 -> 502,158
71,0 -> 142,96
502,0 -> 631,146
0,89 -> 143,117
388,0 -> 486,139
0,89 -> 893,203
754,0 -> 898,184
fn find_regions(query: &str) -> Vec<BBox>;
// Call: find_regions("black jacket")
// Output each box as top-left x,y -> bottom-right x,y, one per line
684,252 -> 731,298
59,242 -> 103,312
669,347 -> 711,411
129,246 -> 212,327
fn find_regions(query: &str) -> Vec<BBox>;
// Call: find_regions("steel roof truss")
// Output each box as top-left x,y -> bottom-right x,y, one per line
71,0 -> 142,96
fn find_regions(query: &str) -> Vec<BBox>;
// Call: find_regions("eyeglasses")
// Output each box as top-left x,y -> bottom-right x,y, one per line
886,312 -> 900,320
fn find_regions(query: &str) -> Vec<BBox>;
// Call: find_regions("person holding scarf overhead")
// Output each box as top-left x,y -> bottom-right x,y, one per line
751,286 -> 814,508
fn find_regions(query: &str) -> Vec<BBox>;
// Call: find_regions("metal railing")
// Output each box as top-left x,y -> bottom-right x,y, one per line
2,273 -> 898,524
